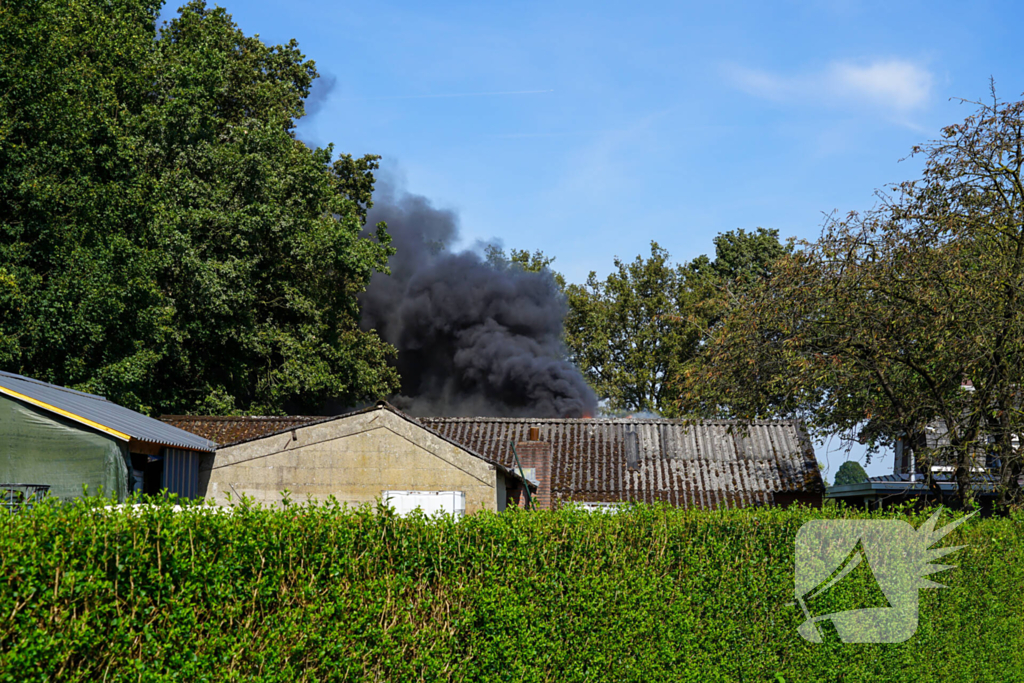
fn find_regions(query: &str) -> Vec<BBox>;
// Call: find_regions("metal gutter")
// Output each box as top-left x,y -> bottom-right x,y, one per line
826,479 -> 997,498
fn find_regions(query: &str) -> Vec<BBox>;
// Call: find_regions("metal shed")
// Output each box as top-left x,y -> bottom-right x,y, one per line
0,372 -> 215,501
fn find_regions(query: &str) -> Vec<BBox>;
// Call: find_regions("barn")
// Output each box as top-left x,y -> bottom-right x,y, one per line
421,416 -> 825,509
162,403 -> 535,514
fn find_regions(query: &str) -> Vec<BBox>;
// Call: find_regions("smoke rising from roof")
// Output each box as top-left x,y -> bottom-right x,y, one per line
360,181 -> 597,418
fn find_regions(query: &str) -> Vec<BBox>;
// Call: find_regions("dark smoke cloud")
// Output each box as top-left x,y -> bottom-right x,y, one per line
360,181 -> 597,418
304,73 -> 337,118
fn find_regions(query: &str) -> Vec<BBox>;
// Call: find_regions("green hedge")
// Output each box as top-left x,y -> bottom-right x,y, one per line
1,498 -> 1021,682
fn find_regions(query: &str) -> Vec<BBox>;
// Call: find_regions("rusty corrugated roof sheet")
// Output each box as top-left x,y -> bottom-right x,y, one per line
418,417 -> 823,508
159,415 -> 320,446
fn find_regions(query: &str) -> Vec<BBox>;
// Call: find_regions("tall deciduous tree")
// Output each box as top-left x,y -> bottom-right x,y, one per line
561,243 -> 695,415
0,0 -> 398,414
560,230 -> 789,416
682,93 -> 1024,508
687,228 -> 791,291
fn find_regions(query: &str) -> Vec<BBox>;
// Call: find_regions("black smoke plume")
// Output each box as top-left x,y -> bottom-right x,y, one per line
360,183 -> 597,418
304,73 -> 337,118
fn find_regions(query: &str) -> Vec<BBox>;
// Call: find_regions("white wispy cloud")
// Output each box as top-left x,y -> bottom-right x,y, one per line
727,59 -> 933,114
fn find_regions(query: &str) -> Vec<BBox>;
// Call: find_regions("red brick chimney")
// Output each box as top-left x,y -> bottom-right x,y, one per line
516,426 -> 552,510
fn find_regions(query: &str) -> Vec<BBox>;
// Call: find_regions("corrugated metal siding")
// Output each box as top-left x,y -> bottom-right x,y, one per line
419,417 -> 823,509
0,371 -> 214,452
163,448 -> 200,499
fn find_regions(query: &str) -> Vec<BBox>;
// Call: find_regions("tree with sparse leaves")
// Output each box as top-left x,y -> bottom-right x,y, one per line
682,92 -> 1024,509
483,245 -> 566,289
0,1 -> 399,415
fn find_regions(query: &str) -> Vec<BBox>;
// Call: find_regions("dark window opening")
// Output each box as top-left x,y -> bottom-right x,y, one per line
130,453 -> 164,496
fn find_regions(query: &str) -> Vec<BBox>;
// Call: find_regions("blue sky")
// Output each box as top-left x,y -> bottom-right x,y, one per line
178,0 -> 1024,478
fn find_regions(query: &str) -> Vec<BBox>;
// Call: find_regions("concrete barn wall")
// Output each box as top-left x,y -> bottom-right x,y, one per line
198,409 -> 501,513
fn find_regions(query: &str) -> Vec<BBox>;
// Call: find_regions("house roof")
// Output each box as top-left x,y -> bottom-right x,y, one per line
158,414 -> 322,447
161,403 -> 536,489
827,472 -> 1014,499
0,371 -> 215,452
419,417 -> 823,508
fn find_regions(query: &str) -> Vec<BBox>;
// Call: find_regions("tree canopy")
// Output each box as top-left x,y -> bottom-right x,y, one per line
0,0 -> 398,415
682,93 -> 1024,508
560,229 -> 787,415
833,461 -> 869,487
562,243 -> 693,415
686,228 -> 791,292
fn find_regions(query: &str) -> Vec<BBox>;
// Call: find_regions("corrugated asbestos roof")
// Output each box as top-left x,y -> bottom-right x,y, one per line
0,371 -> 215,452
159,415 -> 321,447
419,417 -> 823,508
161,403 -> 536,489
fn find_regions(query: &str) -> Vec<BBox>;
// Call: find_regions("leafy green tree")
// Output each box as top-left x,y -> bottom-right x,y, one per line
0,0 -> 398,414
686,227 -> 791,290
682,93 -> 1024,508
561,230 -> 789,416
484,245 -> 566,289
682,227 -> 793,341
561,243 -> 696,415
833,461 -> 869,486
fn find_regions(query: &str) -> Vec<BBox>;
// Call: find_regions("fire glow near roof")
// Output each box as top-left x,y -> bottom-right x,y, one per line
420,417 -> 823,508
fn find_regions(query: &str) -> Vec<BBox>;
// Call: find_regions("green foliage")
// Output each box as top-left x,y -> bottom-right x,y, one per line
834,461 -> 870,486
686,227 -> 791,293
564,230 -> 788,415
0,497 -> 1020,682
0,1 -> 398,415
564,243 -> 693,415
818,460 -> 831,487
681,94 -> 1024,508
484,245 -> 566,289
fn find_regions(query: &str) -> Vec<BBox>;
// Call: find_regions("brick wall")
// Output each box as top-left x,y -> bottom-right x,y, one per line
515,440 -> 551,510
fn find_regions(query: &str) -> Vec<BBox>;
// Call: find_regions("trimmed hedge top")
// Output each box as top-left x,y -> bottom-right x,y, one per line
1,497 -> 1021,682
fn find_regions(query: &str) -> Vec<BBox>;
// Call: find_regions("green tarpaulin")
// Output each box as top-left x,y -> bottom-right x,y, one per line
0,394 -> 130,501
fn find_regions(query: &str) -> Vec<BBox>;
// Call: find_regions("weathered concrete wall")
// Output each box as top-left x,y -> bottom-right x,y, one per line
199,408 -> 501,513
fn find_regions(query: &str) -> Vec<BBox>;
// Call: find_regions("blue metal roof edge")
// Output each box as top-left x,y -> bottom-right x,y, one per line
0,370 -> 108,400
0,372 -> 215,452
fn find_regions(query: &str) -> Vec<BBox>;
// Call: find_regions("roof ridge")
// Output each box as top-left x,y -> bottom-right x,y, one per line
0,370 -> 108,401
161,415 -> 320,421
417,416 -> 801,425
